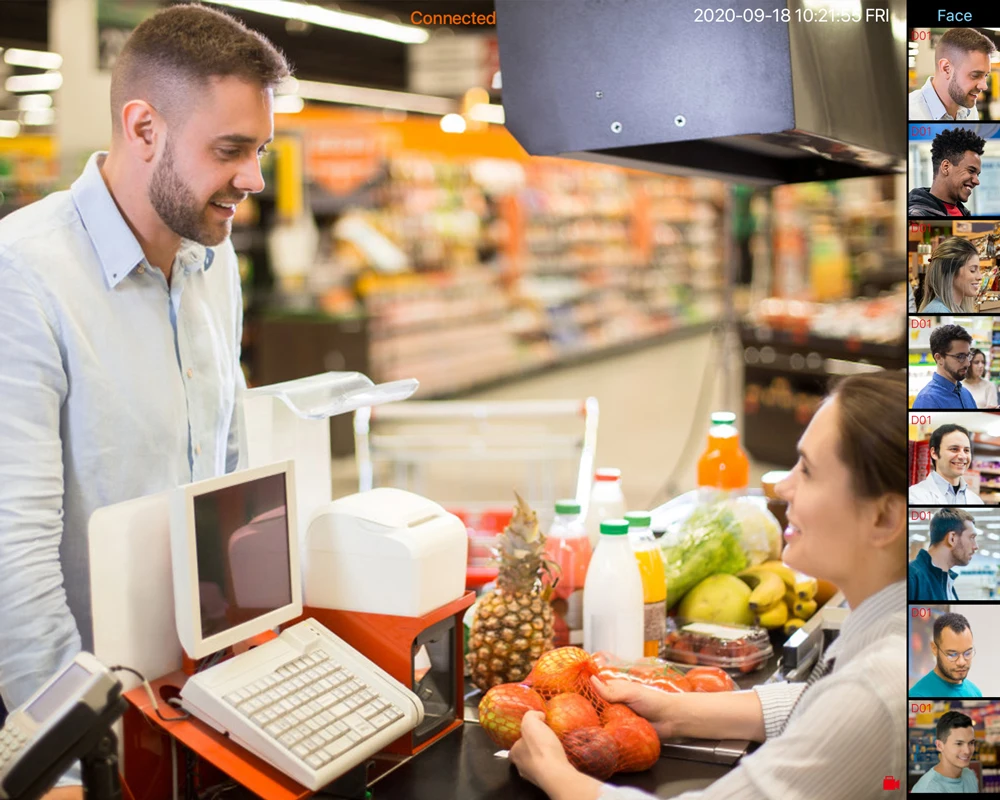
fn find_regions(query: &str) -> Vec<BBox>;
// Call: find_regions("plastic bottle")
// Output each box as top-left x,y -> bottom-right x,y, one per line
696,412 -> 750,491
583,519 -> 643,660
545,500 -> 592,647
625,511 -> 667,658
585,468 -> 627,549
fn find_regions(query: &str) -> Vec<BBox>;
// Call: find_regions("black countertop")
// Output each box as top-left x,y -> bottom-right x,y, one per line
369,722 -> 733,800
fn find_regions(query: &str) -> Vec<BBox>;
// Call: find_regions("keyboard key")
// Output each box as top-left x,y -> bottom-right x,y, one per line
358,703 -> 379,720
278,731 -> 301,748
345,696 -> 364,711
264,721 -> 285,737
386,707 -> 404,721
332,688 -> 348,701
306,718 -> 323,732
307,753 -> 326,769
369,713 -> 392,730
323,738 -> 353,760
224,691 -> 243,706
346,731 -> 362,745
290,676 -> 308,690
291,708 -> 311,724
319,728 -> 337,744
315,711 -> 334,726
329,703 -> 350,719
356,689 -> 375,703
316,678 -> 333,692
334,721 -> 350,736
292,743 -> 311,759
343,714 -> 376,740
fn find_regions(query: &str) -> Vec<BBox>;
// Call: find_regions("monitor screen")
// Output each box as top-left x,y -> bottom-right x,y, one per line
192,472 -> 292,640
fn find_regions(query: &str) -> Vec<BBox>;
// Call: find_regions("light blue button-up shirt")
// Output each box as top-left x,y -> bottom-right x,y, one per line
909,76 -> 979,121
0,152 -> 244,717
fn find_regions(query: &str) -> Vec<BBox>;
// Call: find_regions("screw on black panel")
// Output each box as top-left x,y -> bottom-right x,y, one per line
674,115 -> 686,127
595,91 -> 603,99
610,121 -> 622,133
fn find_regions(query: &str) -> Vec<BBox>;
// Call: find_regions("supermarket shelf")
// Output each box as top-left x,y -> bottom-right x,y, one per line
742,324 -> 903,362
423,320 -> 717,400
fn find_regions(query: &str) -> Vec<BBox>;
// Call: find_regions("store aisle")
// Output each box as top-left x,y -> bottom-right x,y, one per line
333,327 -> 785,509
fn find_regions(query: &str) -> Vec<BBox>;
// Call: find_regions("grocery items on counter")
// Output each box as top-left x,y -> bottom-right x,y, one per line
545,500 -> 592,647
737,561 -> 819,629
583,520 -> 644,660
591,652 -> 738,692
478,647 -> 661,778
585,468 -> 627,548
662,620 -> 773,674
660,503 -> 748,608
696,412 -> 750,491
625,512 -> 667,657
466,494 -> 557,691
676,574 -> 754,627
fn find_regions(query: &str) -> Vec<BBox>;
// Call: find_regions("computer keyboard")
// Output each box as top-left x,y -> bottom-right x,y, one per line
180,618 -> 423,790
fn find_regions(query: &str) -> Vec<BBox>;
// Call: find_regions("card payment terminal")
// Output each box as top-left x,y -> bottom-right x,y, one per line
0,652 -> 125,800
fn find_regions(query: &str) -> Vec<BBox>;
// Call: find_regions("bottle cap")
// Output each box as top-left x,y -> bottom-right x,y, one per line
555,499 -> 582,514
761,471 -> 791,500
710,412 -> 737,425
600,519 -> 630,536
624,511 -> 652,528
594,467 -> 622,482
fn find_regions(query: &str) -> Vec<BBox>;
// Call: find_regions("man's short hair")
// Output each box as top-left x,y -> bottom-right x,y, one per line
110,4 -> 291,134
929,508 -> 975,546
929,423 -> 972,470
932,127 -> 987,176
936,710 -> 975,743
934,611 -> 972,643
937,27 -> 997,62
929,323 -> 973,358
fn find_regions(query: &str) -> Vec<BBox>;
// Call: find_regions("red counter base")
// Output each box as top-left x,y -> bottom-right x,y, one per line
121,591 -> 475,799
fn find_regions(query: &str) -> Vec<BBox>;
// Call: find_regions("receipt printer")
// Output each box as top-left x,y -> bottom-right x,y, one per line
304,488 -> 468,617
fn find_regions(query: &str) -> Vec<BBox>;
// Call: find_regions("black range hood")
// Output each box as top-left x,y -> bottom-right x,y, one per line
494,0 -> 906,184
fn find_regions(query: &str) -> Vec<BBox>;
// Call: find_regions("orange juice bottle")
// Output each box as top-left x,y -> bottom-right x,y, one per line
544,500 -> 592,647
625,512 -> 666,657
697,412 -> 750,490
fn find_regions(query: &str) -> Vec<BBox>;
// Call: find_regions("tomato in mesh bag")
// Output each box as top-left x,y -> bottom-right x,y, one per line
478,683 -> 546,749
685,666 -> 737,693
545,693 -> 600,739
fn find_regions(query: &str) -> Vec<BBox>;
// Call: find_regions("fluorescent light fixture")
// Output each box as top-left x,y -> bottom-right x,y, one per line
273,94 -> 304,114
4,48 -> 62,70
204,0 -> 429,44
21,108 -> 54,126
911,534 -> 927,542
989,533 -> 1000,540
18,94 -> 53,111
294,79 -> 454,115
5,72 -> 62,93
440,113 -> 466,133
468,103 -> 505,125
994,552 -> 1000,559
0,120 -> 20,138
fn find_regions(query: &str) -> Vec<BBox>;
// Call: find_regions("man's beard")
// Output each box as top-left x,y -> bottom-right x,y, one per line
149,138 -> 226,246
937,652 -> 968,682
949,74 -> 976,109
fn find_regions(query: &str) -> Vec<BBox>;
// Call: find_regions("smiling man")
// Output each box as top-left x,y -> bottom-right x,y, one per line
912,711 -> 980,793
910,613 -> 982,698
910,423 -> 984,504
911,324 -> 977,409
908,127 -> 986,217
0,5 -> 289,794
909,28 -> 995,121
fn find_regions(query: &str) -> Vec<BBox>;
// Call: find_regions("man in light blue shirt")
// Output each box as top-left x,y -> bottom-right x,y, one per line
0,5 -> 289,792
911,324 -> 977,409
908,28 -> 994,121
910,613 -> 982,698
912,711 -> 980,793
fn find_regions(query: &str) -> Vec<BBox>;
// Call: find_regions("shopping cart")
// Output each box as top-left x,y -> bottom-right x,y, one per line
354,398 -> 599,588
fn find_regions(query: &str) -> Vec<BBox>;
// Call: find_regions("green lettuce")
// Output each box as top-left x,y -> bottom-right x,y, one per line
661,504 -> 748,608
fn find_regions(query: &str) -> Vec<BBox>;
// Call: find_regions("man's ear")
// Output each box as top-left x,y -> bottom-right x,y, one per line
938,57 -> 953,79
119,99 -> 159,163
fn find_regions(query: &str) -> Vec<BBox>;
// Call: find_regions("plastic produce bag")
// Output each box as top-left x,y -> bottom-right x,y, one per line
660,503 -> 747,608
725,496 -> 783,565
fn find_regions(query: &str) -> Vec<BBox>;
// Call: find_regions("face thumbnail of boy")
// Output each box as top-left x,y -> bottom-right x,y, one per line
937,725 -> 975,775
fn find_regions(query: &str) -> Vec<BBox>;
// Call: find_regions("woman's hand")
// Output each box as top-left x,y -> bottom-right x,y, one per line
591,677 -> 677,739
509,711 -> 603,800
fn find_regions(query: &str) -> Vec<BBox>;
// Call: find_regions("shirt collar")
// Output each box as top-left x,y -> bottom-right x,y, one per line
929,469 -> 967,497
916,547 -> 959,580
931,371 -> 961,392
70,151 -> 216,289
826,580 -> 905,664
921,76 -> 970,121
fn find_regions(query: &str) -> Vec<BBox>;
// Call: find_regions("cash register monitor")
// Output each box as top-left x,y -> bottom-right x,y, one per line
170,460 -> 301,660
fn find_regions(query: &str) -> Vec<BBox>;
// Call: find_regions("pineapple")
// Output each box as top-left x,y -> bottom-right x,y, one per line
466,493 -> 557,691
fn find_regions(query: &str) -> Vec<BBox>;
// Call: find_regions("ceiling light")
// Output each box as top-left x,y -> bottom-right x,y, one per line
18,94 -> 53,111
0,121 -> 20,138
294,79 -> 454,115
440,113 -> 466,133
911,534 -> 927,542
204,0 -> 429,44
3,48 -> 62,70
994,553 -> 1000,559
21,108 -> 54,126
989,533 -> 1000,540
5,73 -> 62,93
273,94 -> 304,114
468,103 -> 505,125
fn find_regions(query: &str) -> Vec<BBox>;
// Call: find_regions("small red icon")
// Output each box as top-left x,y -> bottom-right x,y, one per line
883,776 -> 900,790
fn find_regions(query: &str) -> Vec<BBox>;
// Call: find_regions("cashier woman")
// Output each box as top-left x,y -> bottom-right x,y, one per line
510,372 -> 907,799
0,7 -> 288,796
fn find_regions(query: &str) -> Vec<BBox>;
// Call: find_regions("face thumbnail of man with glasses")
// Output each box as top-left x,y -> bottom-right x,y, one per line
912,323 -> 977,410
911,612 -> 982,698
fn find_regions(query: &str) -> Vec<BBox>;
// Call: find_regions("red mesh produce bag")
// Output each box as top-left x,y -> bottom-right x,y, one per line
479,683 -> 546,749
524,646 -> 607,715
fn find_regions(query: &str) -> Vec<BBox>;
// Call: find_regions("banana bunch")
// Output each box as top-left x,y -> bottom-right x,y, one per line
736,561 -> 819,636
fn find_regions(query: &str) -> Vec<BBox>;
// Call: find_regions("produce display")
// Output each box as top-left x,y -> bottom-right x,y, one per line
466,494 -> 557,691
661,504 -> 748,608
478,647 -> 662,779
661,622 -> 773,673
